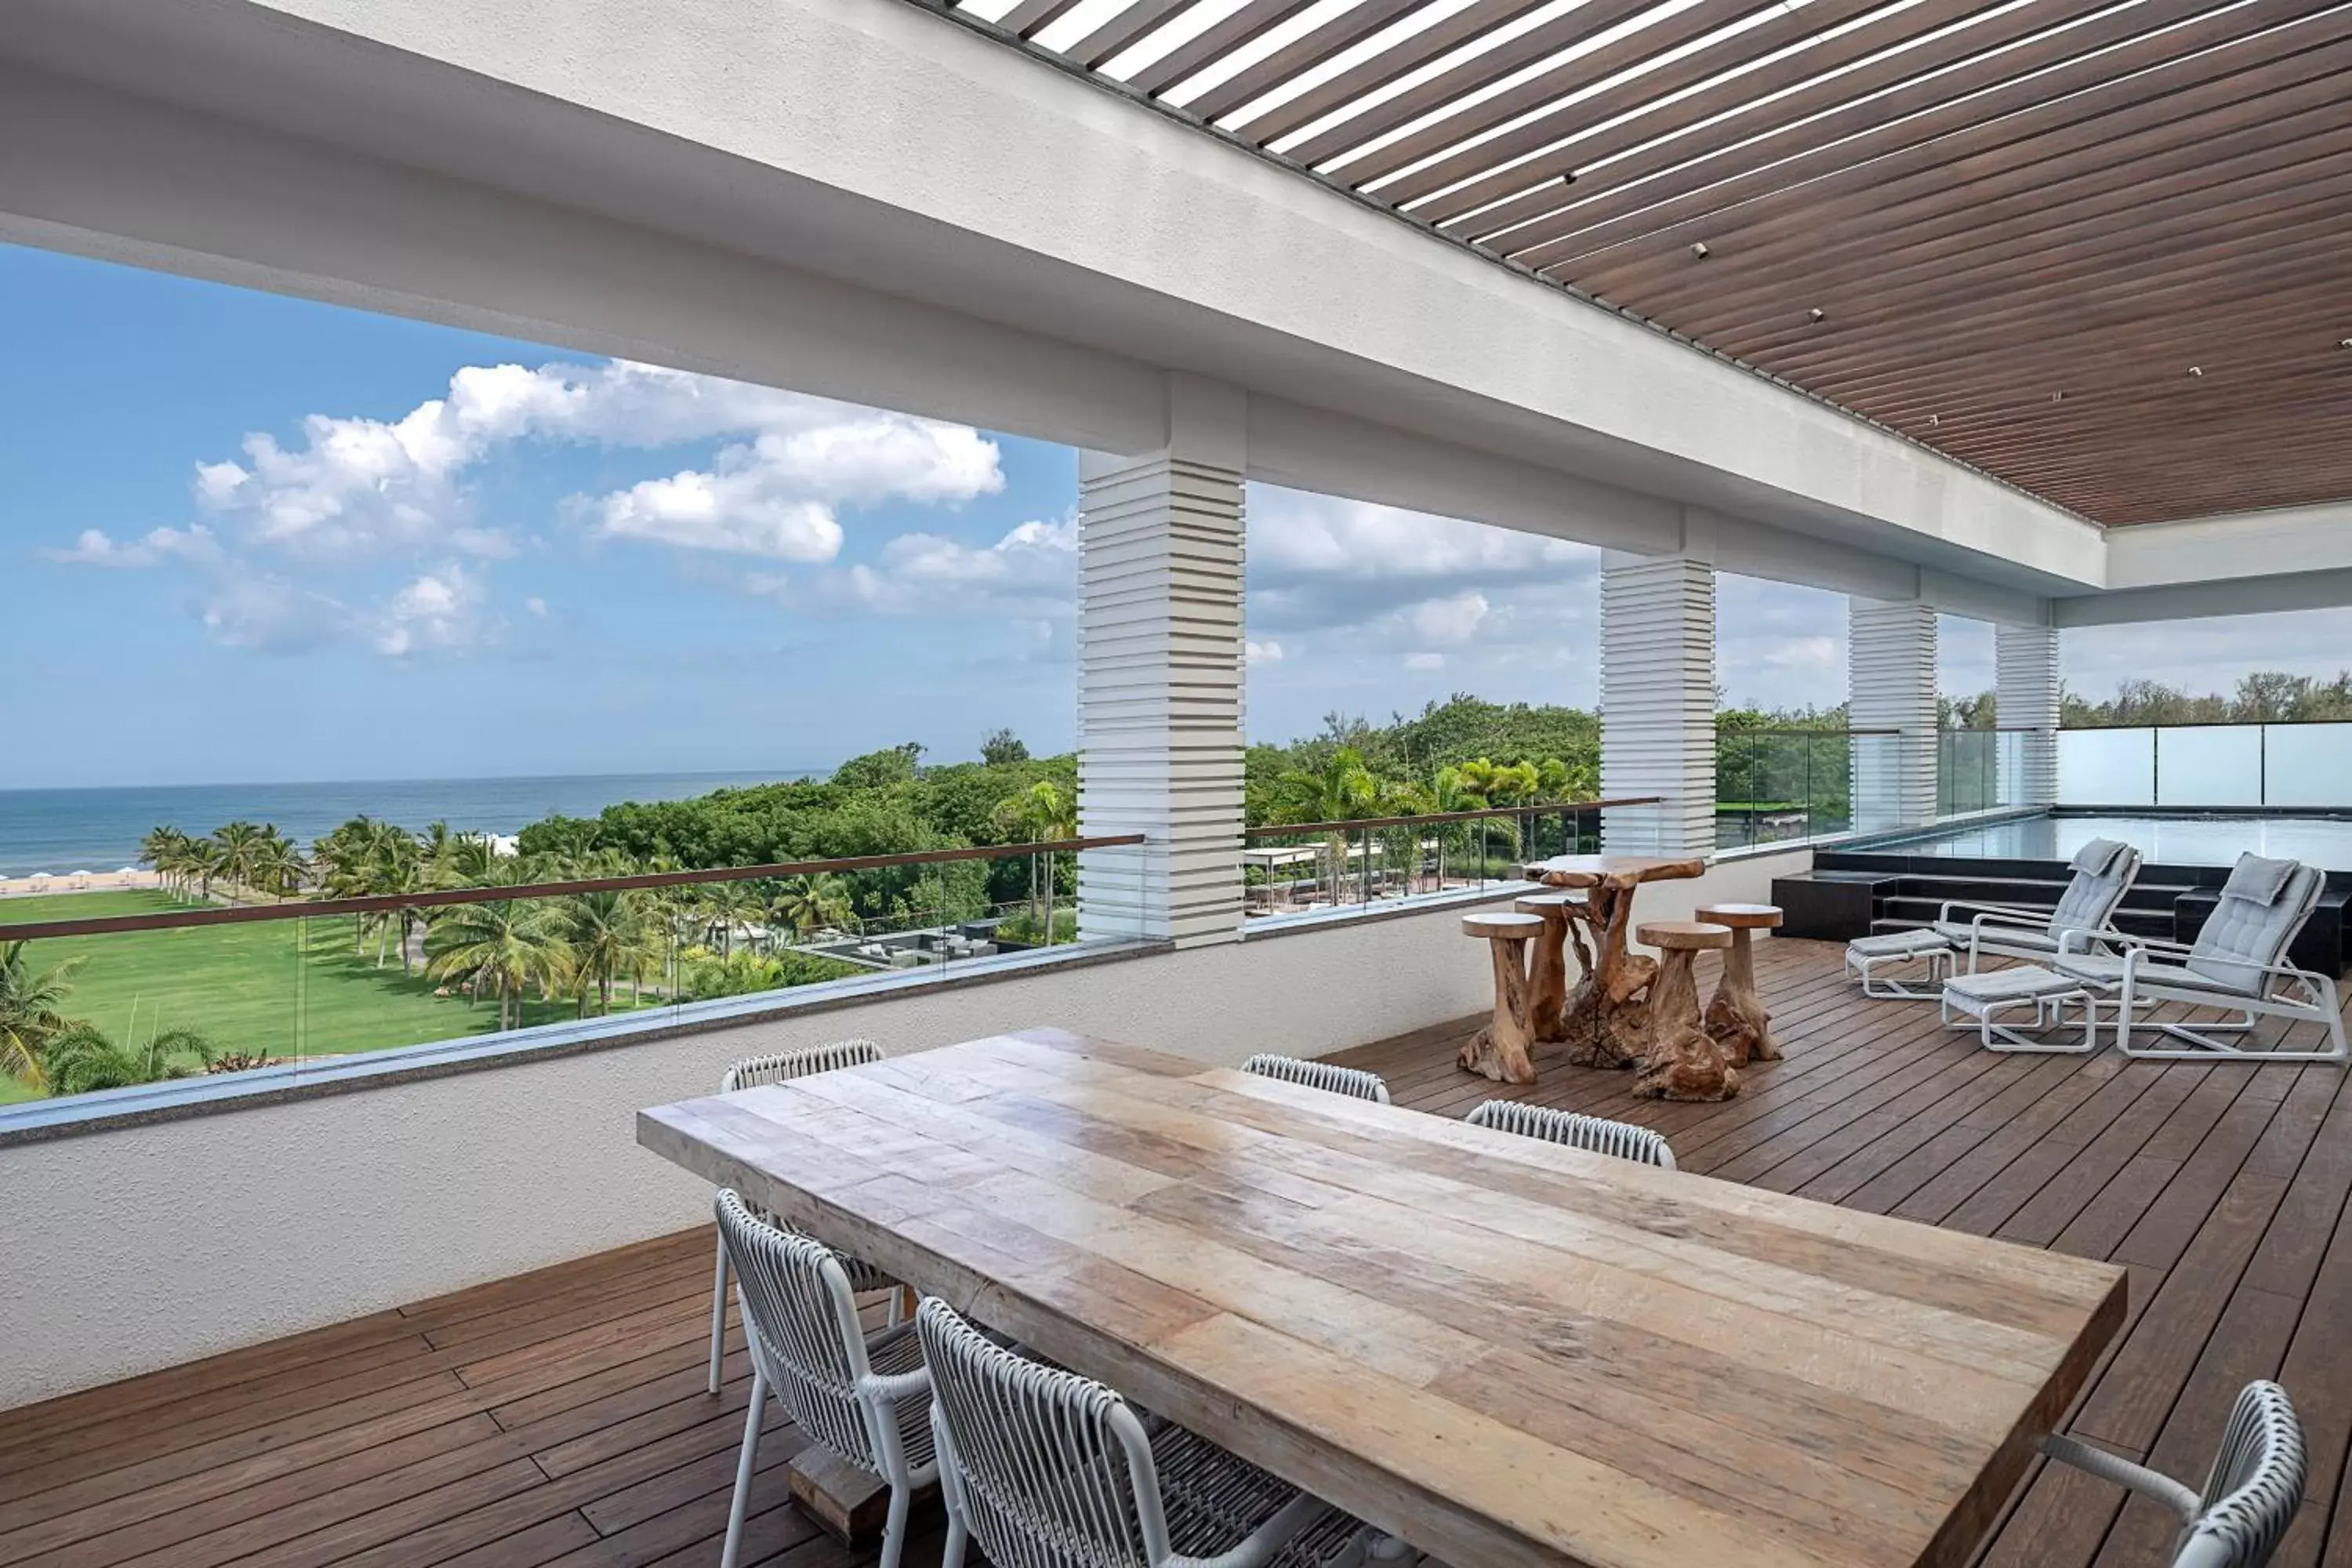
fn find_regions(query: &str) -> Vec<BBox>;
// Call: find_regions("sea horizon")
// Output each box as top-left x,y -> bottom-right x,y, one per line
0,768 -> 828,877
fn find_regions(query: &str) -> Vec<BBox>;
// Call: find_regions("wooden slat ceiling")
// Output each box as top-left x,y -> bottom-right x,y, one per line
931,0 -> 2352,524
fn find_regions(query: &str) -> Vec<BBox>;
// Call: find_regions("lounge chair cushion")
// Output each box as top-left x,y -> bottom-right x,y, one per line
2049,844 -> 2140,938
1848,929 -> 1950,959
2190,860 -> 2322,993
2054,951 -> 2233,995
1944,966 -> 2083,1010
2070,837 -> 2132,876
2223,853 -> 2299,907
1933,920 -> 2060,953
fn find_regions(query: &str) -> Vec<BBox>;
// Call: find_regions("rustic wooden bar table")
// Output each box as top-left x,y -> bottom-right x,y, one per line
1522,853 -> 1706,1067
641,1029 -> 2127,1568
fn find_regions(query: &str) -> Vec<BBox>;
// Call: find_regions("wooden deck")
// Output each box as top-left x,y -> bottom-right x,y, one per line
5,935 -> 2350,1566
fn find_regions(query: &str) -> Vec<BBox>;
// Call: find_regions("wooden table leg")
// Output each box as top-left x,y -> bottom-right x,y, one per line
1635,922 -> 1740,1102
1516,895 -> 1575,1043
1704,927 -> 1780,1065
1460,915 -> 1541,1085
1560,881 -> 1657,1069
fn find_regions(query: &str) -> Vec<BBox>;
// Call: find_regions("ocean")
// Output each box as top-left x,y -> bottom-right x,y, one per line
0,771 -> 821,877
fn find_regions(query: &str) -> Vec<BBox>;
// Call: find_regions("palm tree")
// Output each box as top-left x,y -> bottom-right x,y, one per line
423,882 -> 575,1032
771,874 -> 853,940
698,880 -> 757,957
0,942 -> 83,1091
140,826 -> 198,898
250,829 -> 307,899
40,1023 -> 218,1096
212,821 -> 267,896
1269,746 -> 1379,902
993,779 -> 1078,942
562,890 -> 655,1017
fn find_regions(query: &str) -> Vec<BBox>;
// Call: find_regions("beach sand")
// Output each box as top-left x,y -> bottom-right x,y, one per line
0,869 -> 162,898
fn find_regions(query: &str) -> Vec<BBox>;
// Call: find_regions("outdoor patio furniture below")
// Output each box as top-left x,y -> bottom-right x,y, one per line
1459,911 -> 1546,1084
2041,1379 -> 2304,1567
1697,902 -> 1784,1065
1242,1054 -> 1391,1103
2055,853 -> 2347,1062
712,1191 -> 937,1568
1942,965 -> 2098,1054
919,1297 -> 1381,1568
709,1040 -> 902,1395
1465,1098 -> 1676,1168
1635,921 -> 1740,1101
1936,837 -> 2143,973
1846,927 -> 1955,999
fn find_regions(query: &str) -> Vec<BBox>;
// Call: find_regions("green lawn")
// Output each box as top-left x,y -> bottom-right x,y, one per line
1,891 -> 660,1092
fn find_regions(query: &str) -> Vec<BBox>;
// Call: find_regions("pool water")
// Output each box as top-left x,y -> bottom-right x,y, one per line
1859,812 -> 2352,870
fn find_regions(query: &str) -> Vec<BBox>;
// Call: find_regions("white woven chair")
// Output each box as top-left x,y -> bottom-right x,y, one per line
713,1191 -> 936,1568
1241,1054 -> 1391,1104
1465,1099 -> 1676,1170
917,1297 -> 1381,1568
2042,1381 -> 2304,1566
2053,855 -> 2345,1062
709,1040 -> 901,1394
1936,837 -> 2143,974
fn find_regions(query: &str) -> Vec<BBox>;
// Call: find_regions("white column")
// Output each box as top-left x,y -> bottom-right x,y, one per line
1997,622 -> 2061,806
1848,598 -> 1939,828
1076,376 -> 1246,948
1599,556 -> 1715,856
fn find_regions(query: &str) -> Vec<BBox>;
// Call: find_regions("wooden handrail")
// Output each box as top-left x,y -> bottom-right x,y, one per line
1245,797 -> 1661,838
0,835 -> 1148,942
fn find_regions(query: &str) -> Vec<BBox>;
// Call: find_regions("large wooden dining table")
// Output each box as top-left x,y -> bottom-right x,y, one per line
639,1029 -> 2127,1568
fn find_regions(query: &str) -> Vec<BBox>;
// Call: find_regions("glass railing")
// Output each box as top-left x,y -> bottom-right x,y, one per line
2057,721 -> 2352,808
1242,799 -> 1642,920
1714,729 -> 1902,848
0,837 -> 1146,1109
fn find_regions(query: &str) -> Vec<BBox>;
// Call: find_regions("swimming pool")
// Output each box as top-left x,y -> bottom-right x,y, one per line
1849,811 -> 2352,870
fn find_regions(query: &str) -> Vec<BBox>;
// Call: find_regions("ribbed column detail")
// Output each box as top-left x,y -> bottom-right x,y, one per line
1849,598 -> 1939,829
1076,451 -> 1245,947
1599,557 -> 1716,856
1998,622 -> 2061,806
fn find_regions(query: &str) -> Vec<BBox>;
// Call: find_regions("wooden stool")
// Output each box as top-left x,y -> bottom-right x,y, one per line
1634,922 -> 1739,1102
1513,891 -> 1585,1044
1697,903 -> 1784,1066
1461,911 -> 1547,1085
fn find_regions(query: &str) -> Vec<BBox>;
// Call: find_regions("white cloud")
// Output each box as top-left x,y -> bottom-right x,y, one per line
817,515 -> 1077,616
1403,652 -> 1447,670
197,574 -> 347,653
1403,590 -> 1490,646
183,358 -> 1002,564
1246,639 -> 1283,666
44,525 -> 221,569
524,596 -> 549,619
372,565 -> 493,658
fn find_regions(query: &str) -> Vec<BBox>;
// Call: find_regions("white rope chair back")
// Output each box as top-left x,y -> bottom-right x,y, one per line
1240,1054 -> 1391,1104
917,1298 -> 1170,1568
715,1189 -> 882,1470
1466,1100 -> 1676,1170
721,1037 -> 882,1093
2179,1381 -> 2304,1568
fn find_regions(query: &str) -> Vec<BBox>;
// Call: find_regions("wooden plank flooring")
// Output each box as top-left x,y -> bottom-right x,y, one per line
4,935 -> 2349,1567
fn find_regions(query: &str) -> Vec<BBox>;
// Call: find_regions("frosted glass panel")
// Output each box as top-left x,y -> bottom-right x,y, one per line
2154,725 -> 2263,807
2263,724 -> 2352,808
2059,728 -> 2154,806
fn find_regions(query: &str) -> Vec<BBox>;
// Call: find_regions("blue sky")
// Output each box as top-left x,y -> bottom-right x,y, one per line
4,243 -> 2345,789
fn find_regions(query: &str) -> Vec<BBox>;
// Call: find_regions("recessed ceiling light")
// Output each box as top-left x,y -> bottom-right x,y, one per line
2187,365 -> 2205,377
1690,242 -> 1710,258
1807,307 -> 1826,323
2053,392 -> 2065,402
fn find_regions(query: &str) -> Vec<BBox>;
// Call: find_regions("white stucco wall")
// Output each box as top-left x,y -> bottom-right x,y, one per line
0,848 -> 1805,1410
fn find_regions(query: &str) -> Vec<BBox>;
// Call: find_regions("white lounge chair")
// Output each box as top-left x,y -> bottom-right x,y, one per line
1466,1099 -> 1676,1169
2041,1380 -> 2303,1566
2055,854 -> 2345,1062
1936,837 -> 2143,973
1241,1053 -> 1391,1103
917,1297 -> 1382,1568
713,1192 -> 937,1568
708,1040 -> 902,1394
